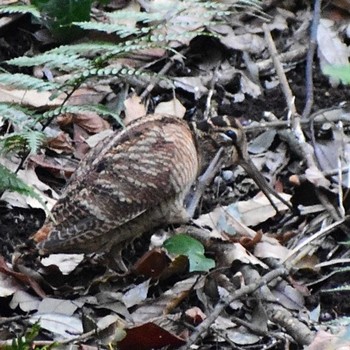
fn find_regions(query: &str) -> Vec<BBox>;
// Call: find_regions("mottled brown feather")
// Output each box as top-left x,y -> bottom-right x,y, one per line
35,114 -> 201,254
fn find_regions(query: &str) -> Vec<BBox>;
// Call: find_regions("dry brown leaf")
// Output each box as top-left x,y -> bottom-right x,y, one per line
154,97 -> 186,118
73,112 -> 110,134
237,192 -> 291,226
46,132 -> 74,154
124,95 -> 146,125
254,238 -> 290,261
0,86 -> 63,107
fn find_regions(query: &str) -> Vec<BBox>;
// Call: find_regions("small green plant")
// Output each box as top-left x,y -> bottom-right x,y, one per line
164,234 -> 215,272
6,323 -> 56,350
324,64 -> 350,85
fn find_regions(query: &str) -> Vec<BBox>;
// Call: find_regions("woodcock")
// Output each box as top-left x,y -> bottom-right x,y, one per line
34,114 -> 290,264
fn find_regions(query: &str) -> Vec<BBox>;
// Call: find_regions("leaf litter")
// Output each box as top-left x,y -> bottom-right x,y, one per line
1,1 -> 350,349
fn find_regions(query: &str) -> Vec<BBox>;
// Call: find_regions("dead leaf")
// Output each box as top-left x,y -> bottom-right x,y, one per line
133,248 -> 170,279
124,95 -> 146,125
0,256 -> 46,298
46,131 -> 74,154
154,97 -> 186,118
0,86 -> 63,107
40,254 -> 85,275
236,192 -> 292,226
185,306 -> 206,325
122,279 -> 150,308
73,112 -> 110,134
317,19 -> 349,86
0,270 -> 22,297
29,313 -> 83,339
305,166 -> 331,188
10,290 -> 40,312
118,322 -> 186,350
254,238 -> 290,260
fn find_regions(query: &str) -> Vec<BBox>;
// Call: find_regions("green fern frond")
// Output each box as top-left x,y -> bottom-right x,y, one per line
64,65 -> 172,91
42,104 -> 124,126
0,73 -> 58,91
0,131 -> 45,154
48,41 -> 163,63
0,103 -> 37,126
7,53 -> 90,70
0,163 -> 48,212
74,21 -> 144,37
107,10 -> 163,23
0,4 -> 40,18
22,130 -> 46,154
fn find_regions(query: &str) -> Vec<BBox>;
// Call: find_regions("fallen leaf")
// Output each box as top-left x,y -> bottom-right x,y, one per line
40,254 -> 84,275
118,322 -> 186,350
154,97 -> 186,118
124,95 -> 146,125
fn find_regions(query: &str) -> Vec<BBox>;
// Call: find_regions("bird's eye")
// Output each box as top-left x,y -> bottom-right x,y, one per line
225,129 -> 237,143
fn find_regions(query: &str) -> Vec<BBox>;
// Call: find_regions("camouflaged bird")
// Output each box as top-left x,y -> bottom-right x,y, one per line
34,114 -> 290,265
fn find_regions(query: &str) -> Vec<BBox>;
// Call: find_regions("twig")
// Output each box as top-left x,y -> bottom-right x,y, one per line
263,24 -> 296,117
263,22 -> 343,221
178,267 -> 287,349
282,218 -> 346,266
302,0 -> 322,119
140,48 -> 188,101
203,67 -> 219,119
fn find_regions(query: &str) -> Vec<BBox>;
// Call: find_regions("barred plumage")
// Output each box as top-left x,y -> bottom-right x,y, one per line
34,113 -> 289,262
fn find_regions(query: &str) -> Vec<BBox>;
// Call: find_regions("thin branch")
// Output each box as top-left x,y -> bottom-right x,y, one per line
302,0 -> 322,119
178,267 -> 287,349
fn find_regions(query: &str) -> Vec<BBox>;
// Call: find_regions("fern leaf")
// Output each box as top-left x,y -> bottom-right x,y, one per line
0,103 -> 36,126
7,53 -> 90,71
42,104 -> 124,126
22,131 -> 46,154
74,21 -> 143,37
0,163 -> 48,212
0,73 -> 58,91
106,10 -> 163,23
0,4 -> 40,18
0,131 -> 45,154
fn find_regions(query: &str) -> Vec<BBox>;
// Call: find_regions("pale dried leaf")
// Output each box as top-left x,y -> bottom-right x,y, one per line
0,157 -> 58,209
124,95 -> 146,125
237,193 -> 292,226
226,326 -> 260,345
10,290 -> 40,312
272,284 -> 305,310
154,97 -> 186,118
240,73 -> 262,98
40,254 -> 84,275
122,279 -> 150,308
85,129 -> 114,148
305,166 -> 331,188
173,76 -> 209,99
219,29 -> 266,55
254,238 -> 290,260
224,243 -> 268,268
0,86 -> 63,107
30,313 -> 83,339
37,297 -> 82,315
317,19 -> 349,85
0,271 -> 21,297
130,276 -> 205,324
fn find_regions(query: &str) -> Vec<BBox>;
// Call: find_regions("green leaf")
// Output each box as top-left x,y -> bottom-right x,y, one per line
0,4 -> 40,18
324,65 -> 350,85
164,234 -> 215,272
31,0 -> 92,42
